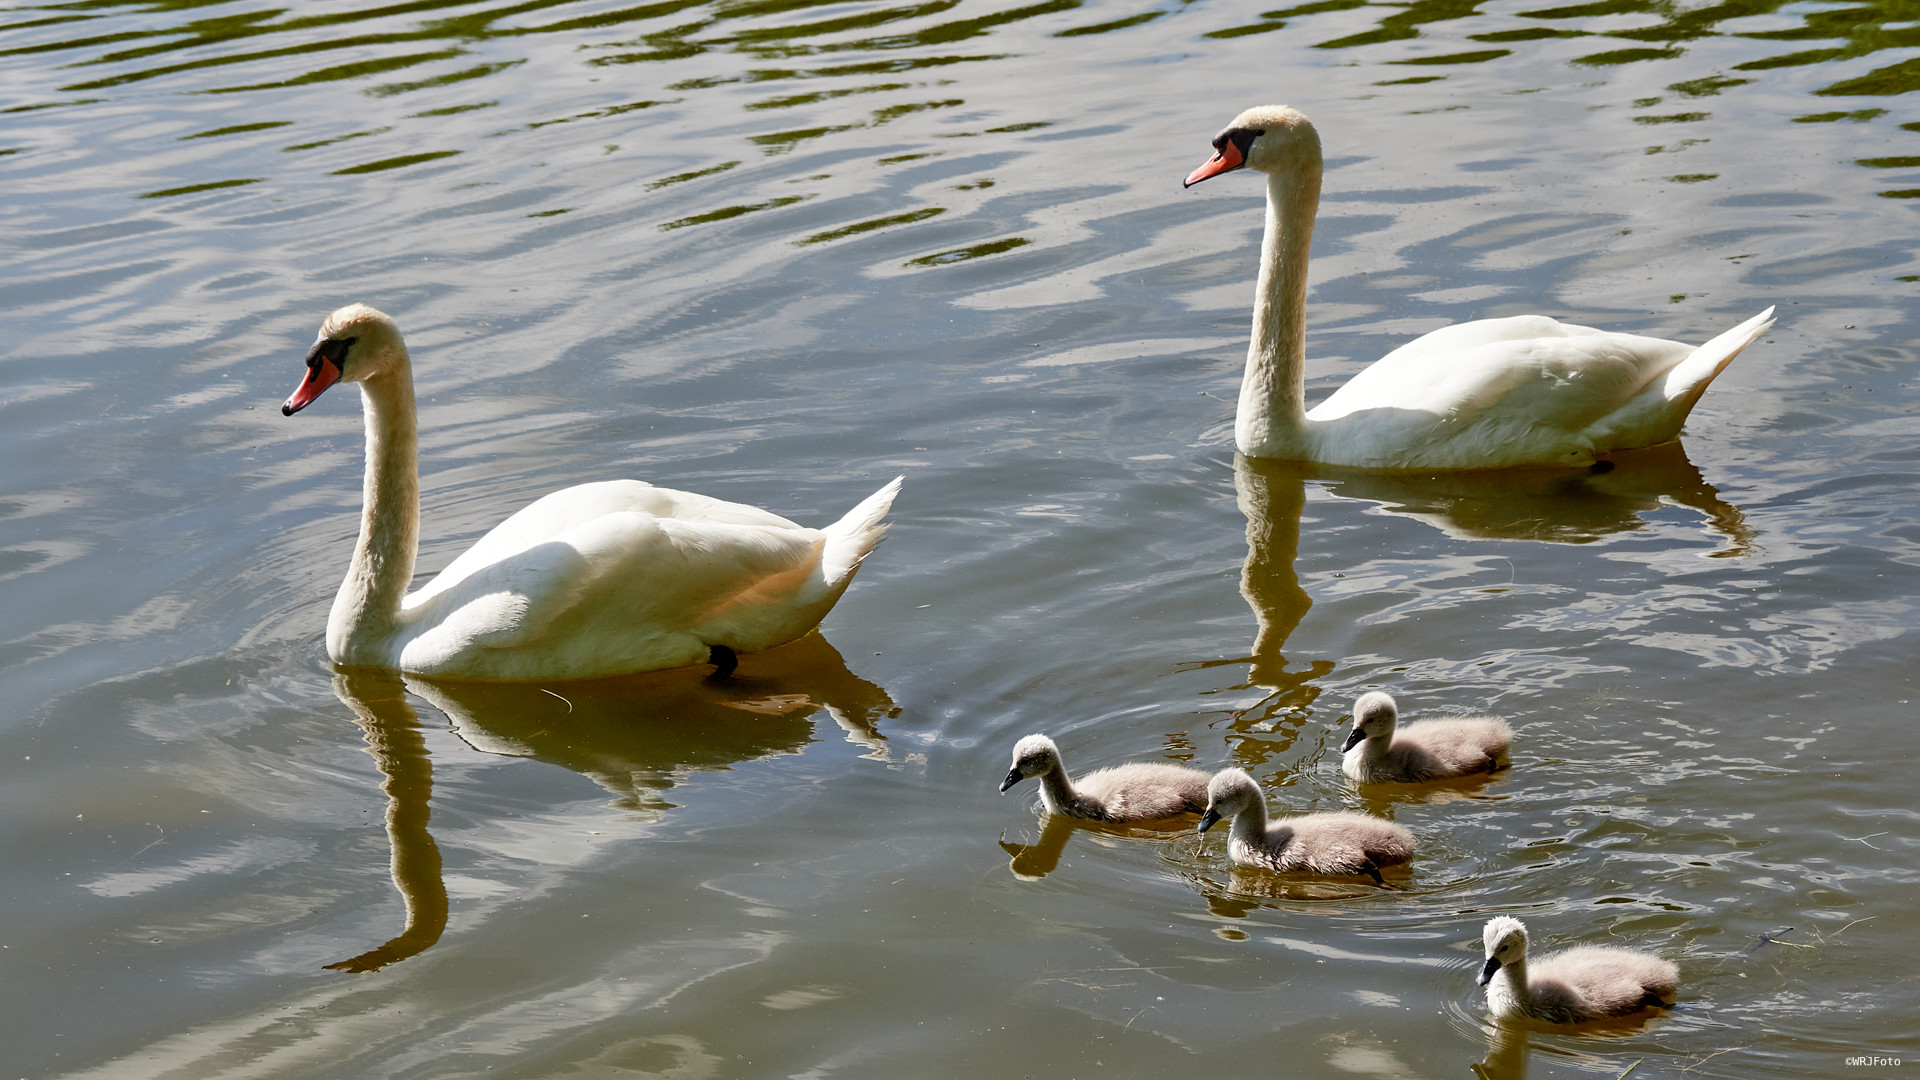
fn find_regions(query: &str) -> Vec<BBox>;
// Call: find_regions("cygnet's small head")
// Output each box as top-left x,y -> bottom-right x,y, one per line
1000,734 -> 1061,794
1197,767 -> 1262,833
282,304 -> 407,416
1478,915 -> 1530,985
1184,105 -> 1321,189
1340,691 -> 1399,753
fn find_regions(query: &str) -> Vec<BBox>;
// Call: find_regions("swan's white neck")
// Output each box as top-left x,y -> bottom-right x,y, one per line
327,366 -> 419,665
1235,165 -> 1320,459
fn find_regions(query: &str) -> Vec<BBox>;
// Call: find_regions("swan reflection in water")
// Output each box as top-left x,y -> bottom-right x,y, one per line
324,635 -> 896,972
1303,441 -> 1755,554
1210,444 -> 1753,737
325,670 -> 446,974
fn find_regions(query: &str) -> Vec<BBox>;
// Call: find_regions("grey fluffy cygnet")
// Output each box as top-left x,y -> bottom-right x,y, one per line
1341,691 -> 1512,783
1197,768 -> 1414,882
999,734 -> 1210,822
1477,916 -> 1679,1023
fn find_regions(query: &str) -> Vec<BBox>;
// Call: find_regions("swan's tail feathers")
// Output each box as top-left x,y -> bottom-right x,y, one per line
819,476 -> 903,587
1663,306 -> 1775,410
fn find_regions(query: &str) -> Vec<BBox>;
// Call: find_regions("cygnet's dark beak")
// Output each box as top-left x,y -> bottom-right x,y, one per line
1477,956 -> 1503,986
1340,726 -> 1367,753
999,767 -> 1023,794
1197,807 -> 1222,833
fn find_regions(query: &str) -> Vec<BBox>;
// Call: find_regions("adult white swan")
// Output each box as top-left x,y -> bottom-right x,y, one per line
282,304 -> 901,681
1185,105 -> 1775,469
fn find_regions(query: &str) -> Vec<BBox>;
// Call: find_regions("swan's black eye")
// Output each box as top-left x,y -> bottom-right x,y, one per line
307,335 -> 356,375
1212,127 -> 1263,153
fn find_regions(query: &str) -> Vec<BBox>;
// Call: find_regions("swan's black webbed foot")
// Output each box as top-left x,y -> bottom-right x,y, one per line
1588,459 -> 1615,476
708,644 -> 738,678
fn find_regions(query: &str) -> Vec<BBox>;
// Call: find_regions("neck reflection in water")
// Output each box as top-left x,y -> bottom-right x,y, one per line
1184,456 -> 1333,749
324,635 -> 895,972
326,670 -> 446,974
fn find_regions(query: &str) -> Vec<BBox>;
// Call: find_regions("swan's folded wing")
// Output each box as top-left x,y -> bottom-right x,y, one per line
412,510 -> 827,653
620,484 -> 809,530
1368,315 -> 1611,366
1310,326 -> 1691,433
413,480 -> 805,604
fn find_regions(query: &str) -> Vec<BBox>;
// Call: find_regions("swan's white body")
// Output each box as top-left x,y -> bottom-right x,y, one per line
283,304 -> 901,681
1186,105 -> 1774,469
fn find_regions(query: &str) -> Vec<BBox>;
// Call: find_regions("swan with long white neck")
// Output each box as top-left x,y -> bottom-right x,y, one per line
1186,105 -> 1774,469
282,304 -> 901,681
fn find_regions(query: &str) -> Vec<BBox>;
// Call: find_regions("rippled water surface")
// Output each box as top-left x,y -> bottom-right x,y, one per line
4,0 -> 1918,1076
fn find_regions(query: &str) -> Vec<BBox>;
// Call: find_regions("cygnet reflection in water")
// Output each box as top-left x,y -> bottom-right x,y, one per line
1472,1020 -> 1530,1080
1468,1010 -> 1666,1080
1186,865 -> 1408,908
997,814 -> 1200,881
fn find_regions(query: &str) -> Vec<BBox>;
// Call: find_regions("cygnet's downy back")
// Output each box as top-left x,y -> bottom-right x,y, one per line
1341,691 -> 1512,783
1000,733 -> 1210,822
